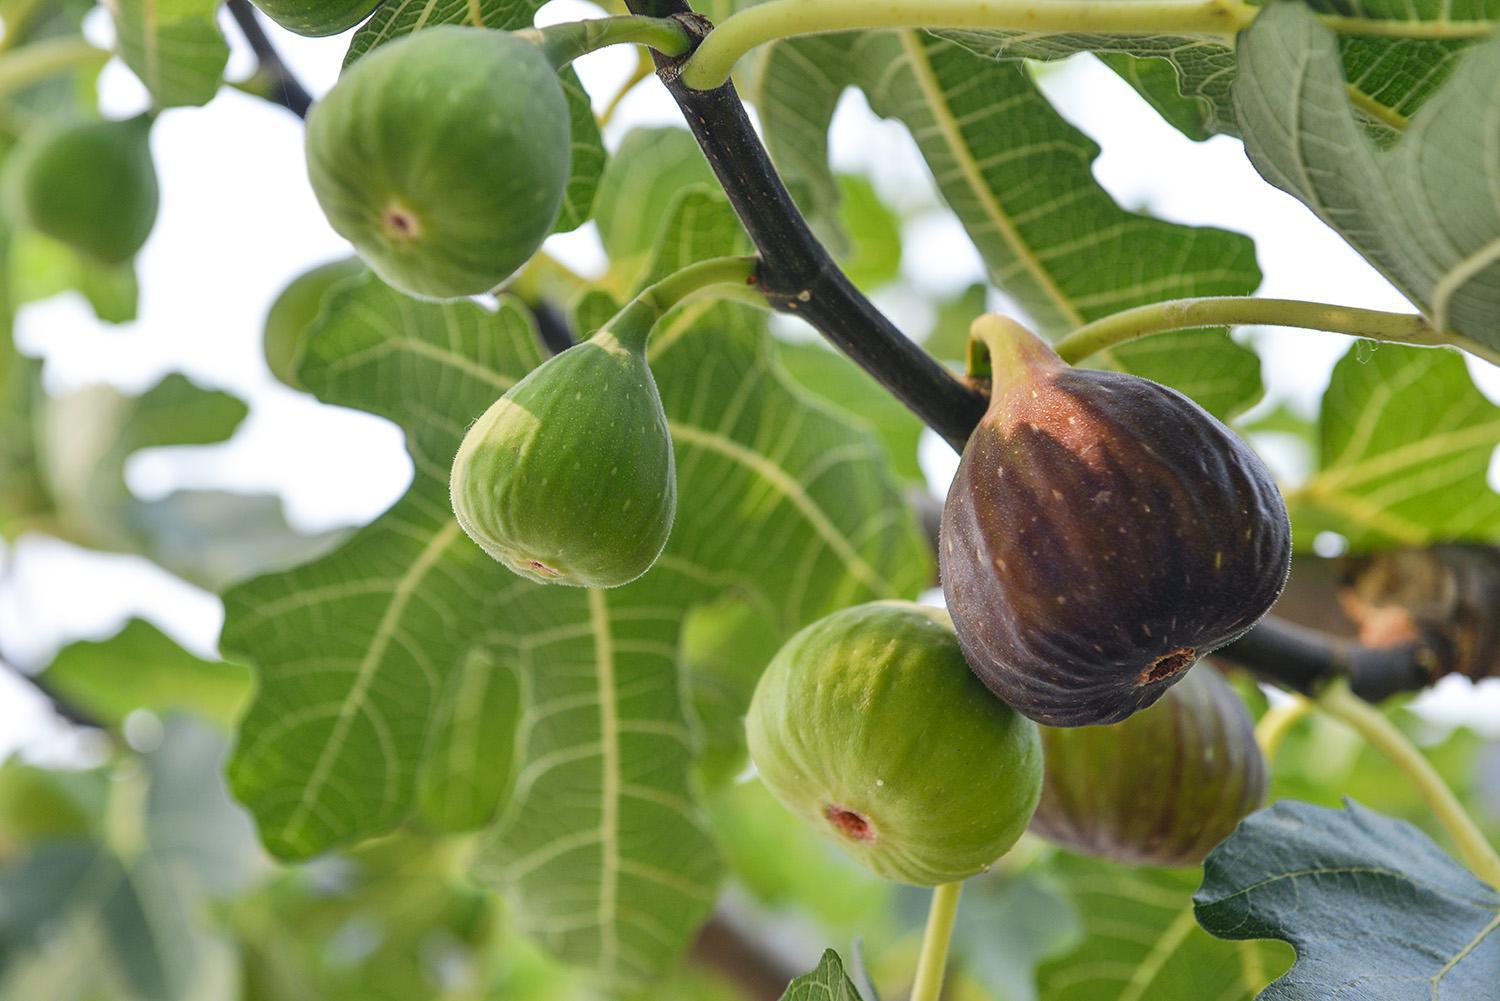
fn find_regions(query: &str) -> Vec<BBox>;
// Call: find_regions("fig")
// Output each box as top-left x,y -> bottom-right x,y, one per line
262,257 -> 365,389
250,0 -> 383,36
746,601 -> 1043,886
1029,665 -> 1267,867
6,114 -> 157,265
306,27 -> 570,300
449,318 -> 675,587
940,315 -> 1291,727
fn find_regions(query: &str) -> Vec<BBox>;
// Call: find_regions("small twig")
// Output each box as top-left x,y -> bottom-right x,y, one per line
633,3 -> 987,450
226,0 -> 313,119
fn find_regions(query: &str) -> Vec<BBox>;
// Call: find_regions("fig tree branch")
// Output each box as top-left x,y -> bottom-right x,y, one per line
634,3 -> 988,451
635,1 -> 1464,703
226,0 -> 312,119
1052,296 -> 1500,368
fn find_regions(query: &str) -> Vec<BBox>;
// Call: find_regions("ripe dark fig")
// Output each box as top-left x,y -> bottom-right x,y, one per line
449,312 -> 675,588
7,114 -> 157,265
940,315 -> 1291,727
746,601 -> 1043,886
306,27 -> 570,300
1029,665 -> 1267,867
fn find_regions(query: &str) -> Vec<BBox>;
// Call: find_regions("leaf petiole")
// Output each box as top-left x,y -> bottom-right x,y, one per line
1050,296 -> 1500,367
678,0 -> 1256,90
1317,681 -> 1500,889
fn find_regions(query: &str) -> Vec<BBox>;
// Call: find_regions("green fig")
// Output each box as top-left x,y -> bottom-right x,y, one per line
306,27 -> 570,300
746,601 -> 1043,886
1030,665 -> 1267,867
263,257 -> 365,389
450,318 -> 675,588
7,114 -> 157,265
250,0 -> 384,36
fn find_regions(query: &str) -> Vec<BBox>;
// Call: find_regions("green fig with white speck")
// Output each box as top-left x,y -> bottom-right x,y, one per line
450,319 -> 675,588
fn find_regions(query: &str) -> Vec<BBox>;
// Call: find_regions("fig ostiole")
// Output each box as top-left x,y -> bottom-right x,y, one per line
450,304 -> 675,588
940,315 -> 1291,727
1030,665 -> 1267,867
6,113 -> 158,266
263,257 -> 365,390
306,27 -> 570,300
746,601 -> 1043,886
250,0 -> 384,36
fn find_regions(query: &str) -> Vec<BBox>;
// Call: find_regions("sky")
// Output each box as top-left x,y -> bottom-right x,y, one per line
0,1 -> 1496,761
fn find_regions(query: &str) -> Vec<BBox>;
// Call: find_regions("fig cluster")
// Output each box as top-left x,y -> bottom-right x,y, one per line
6,114 -> 158,265
940,316 -> 1291,727
306,26 -> 570,300
1030,665 -> 1267,866
450,321 -> 676,588
746,602 -> 1042,886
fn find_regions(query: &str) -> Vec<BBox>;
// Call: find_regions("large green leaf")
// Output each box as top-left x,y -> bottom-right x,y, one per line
1234,3 -> 1500,358
1196,800 -> 1500,999
1035,853 -> 1290,1001
38,618 -> 251,727
223,267 -> 927,987
343,1 -> 604,234
111,0 -> 228,108
855,32 -> 1264,418
1287,343 -> 1500,549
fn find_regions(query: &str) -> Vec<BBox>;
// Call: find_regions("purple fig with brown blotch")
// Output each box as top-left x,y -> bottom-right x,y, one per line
1030,665 -> 1268,867
940,315 -> 1291,727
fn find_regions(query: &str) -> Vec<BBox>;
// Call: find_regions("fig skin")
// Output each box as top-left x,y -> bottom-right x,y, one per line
940,316 -> 1291,727
250,0 -> 383,36
450,324 -> 675,588
262,257 -> 365,389
746,601 -> 1043,886
7,114 -> 157,265
1029,665 -> 1267,867
306,27 -> 570,300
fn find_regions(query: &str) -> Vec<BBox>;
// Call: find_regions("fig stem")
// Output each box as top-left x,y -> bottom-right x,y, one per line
677,0 -> 1256,91
910,881 -> 963,1001
1318,681 -> 1500,889
530,14 -> 695,70
1051,296 -> 1500,368
602,255 -> 763,353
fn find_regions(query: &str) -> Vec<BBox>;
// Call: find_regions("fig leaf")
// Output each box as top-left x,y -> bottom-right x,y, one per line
1195,799 -> 1500,999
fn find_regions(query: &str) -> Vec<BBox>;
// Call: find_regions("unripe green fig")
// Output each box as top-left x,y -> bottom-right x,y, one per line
746,601 -> 1043,886
940,315 -> 1291,727
1030,666 -> 1267,867
450,321 -> 675,587
306,27 -> 570,299
250,0 -> 383,36
7,114 -> 157,265
263,257 -> 365,389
